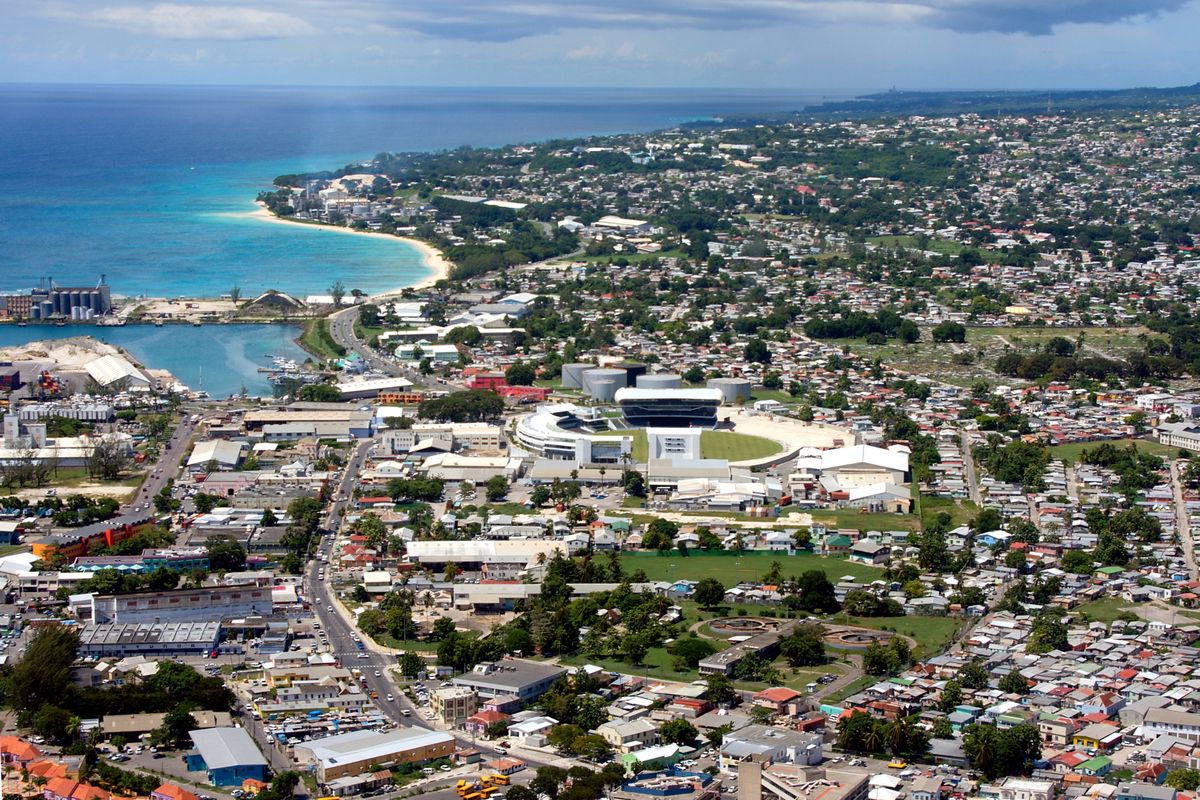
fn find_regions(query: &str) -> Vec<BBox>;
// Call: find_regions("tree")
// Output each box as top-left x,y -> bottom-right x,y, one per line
671,636 -> 717,670
999,669 -> 1029,695
330,280 -> 346,307
693,578 -> 726,610
958,660 -> 990,690
548,724 -> 586,752
205,534 -> 246,571
683,365 -> 706,384
621,632 -> 650,665
398,651 -> 425,678
780,623 -> 826,666
704,674 -> 736,705
931,321 -> 966,343
11,624 -> 78,712
505,362 -> 537,386
744,338 -> 771,364
506,787 -> 538,800
153,705 -> 198,749
795,570 -> 838,612
659,719 -> 698,746
1165,770 -> 1200,791
229,286 -> 242,304
939,680 -> 963,712
298,383 -> 342,402
485,475 -> 509,502
86,437 -> 130,481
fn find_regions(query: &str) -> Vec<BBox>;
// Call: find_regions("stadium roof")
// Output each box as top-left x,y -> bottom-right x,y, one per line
614,388 -> 723,402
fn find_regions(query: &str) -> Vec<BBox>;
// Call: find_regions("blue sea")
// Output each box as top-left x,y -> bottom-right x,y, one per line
0,84 -> 841,393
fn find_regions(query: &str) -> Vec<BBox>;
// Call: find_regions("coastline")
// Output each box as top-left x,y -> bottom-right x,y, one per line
249,203 -> 451,295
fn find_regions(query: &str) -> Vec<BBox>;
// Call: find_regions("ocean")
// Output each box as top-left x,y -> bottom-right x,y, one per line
0,84 -> 841,393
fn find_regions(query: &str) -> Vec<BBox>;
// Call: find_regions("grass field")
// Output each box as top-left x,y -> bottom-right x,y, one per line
843,614 -> 964,657
1071,597 -> 1139,624
1048,438 -> 1178,465
620,551 -> 884,584
867,234 -> 1001,262
594,429 -> 782,462
299,318 -> 347,360
825,674 -> 876,704
809,508 -> 923,532
920,495 -> 978,529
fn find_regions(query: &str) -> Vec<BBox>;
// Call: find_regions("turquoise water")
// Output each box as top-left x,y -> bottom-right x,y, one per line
0,324 -> 307,398
0,85 -> 835,393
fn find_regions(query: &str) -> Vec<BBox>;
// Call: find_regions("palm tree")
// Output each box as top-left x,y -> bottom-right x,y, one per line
863,722 -> 883,754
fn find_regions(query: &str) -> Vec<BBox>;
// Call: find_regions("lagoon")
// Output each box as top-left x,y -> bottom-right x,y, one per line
0,324 -> 308,399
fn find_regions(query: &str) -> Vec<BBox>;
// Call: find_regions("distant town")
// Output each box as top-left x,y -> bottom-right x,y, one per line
5,101 -> 1200,800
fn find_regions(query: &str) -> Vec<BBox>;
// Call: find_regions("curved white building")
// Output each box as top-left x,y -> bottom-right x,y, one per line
515,403 -> 632,463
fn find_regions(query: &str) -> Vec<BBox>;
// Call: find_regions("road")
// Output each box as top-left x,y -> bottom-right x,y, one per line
302,440 -> 566,771
960,430 -> 982,505
131,415 -> 199,510
328,306 -> 407,377
1170,459 -> 1198,581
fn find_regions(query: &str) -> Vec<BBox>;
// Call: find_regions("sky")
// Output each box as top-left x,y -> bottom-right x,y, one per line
3,0 -> 1199,90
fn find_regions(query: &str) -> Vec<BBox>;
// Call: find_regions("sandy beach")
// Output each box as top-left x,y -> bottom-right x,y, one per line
249,203 -> 451,295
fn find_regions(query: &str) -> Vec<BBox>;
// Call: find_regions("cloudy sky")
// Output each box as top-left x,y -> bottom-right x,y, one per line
3,0 -> 1198,89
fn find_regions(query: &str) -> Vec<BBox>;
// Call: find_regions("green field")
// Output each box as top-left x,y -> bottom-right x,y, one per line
1048,438 -> 1178,465
1071,597 -> 1139,624
920,495 -> 978,529
867,234 -> 1001,262
809,508 -> 923,532
593,429 -> 782,462
620,551 -> 884,585
843,615 -> 964,657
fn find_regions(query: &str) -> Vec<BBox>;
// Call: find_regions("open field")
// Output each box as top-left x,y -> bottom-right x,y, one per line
810,508 -> 923,532
920,495 -> 978,529
1048,438 -> 1179,465
620,551 -> 885,584
843,614 -> 964,657
1071,597 -> 1139,624
867,234 -> 1002,262
593,429 -> 782,463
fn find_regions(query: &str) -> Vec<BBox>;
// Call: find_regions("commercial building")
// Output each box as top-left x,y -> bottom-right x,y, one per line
719,725 -> 823,770
430,686 -> 478,727
336,377 -> 414,400
451,659 -> 565,701
1158,421 -> 1200,453
616,388 -> 723,428
1143,708 -> 1200,742
405,540 -> 566,579
77,622 -> 221,657
294,728 -> 456,783
185,727 -> 269,786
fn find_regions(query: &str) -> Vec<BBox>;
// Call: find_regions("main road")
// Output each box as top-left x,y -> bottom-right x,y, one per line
302,439 -> 568,770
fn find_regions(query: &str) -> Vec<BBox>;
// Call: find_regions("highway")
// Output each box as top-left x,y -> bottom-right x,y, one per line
302,439 -> 564,771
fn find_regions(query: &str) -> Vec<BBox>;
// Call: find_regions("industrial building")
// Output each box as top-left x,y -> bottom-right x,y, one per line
88,585 -> 273,624
336,376 -> 414,400
295,728 -> 456,783
404,540 -> 567,579
187,440 -> 247,472
185,727 -> 269,786
77,621 -> 222,657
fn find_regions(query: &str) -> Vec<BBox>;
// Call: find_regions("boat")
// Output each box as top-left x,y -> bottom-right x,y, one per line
54,321 -> 66,327
16,322 -> 26,328
192,320 -> 202,327
154,320 -> 164,327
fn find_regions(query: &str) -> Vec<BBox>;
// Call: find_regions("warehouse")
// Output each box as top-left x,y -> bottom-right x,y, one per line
187,440 -> 246,472
295,728 -> 456,783
336,376 -> 413,400
185,727 -> 269,786
78,621 -> 221,657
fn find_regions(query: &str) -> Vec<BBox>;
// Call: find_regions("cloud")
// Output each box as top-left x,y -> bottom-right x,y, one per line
52,3 -> 318,40
345,0 -> 1192,41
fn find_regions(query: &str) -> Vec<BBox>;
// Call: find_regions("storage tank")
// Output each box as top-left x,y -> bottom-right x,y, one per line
618,361 -> 648,383
589,379 -> 619,402
561,363 -> 593,389
707,377 -> 752,403
582,367 -> 628,398
637,373 -> 683,390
